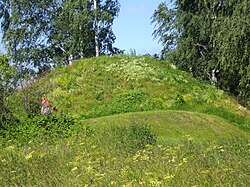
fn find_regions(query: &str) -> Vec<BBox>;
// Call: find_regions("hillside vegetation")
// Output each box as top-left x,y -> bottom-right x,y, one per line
12,55 -> 250,123
1,55 -> 249,186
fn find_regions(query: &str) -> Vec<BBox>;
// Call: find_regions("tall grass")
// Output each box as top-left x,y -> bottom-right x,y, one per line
0,126 -> 249,186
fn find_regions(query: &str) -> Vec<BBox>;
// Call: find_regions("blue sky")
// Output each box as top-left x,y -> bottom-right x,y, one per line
113,0 -> 167,55
0,0 -> 168,55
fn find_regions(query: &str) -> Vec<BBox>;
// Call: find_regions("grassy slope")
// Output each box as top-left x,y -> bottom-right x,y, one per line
2,55 -> 250,186
82,110 -> 249,144
13,55 -> 249,133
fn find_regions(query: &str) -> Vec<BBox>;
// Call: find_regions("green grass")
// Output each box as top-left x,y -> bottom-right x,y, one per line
0,118 -> 249,186
83,111 -> 249,144
2,55 -> 250,186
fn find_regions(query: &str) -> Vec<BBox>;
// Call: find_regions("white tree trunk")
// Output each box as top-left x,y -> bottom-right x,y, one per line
68,54 -> 73,65
211,69 -> 219,86
57,45 -> 73,65
93,0 -> 99,57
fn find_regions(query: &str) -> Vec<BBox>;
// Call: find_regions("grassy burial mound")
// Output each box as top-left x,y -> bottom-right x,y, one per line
10,55 -> 250,125
1,55 -> 249,186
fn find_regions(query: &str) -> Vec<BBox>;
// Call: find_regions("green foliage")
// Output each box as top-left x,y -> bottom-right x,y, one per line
0,0 -> 121,72
0,54 -> 18,127
143,97 -> 168,110
8,55 -> 250,128
151,1 -> 177,53
105,56 -> 159,81
0,115 -> 84,145
152,0 -> 250,101
107,90 -> 149,114
86,91 -> 169,118
0,0 -> 58,73
174,94 -> 185,105
8,74 -> 55,119
127,48 -> 137,56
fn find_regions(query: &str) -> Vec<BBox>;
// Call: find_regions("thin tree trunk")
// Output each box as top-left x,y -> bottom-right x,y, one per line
93,0 -> 99,57
68,54 -> 73,65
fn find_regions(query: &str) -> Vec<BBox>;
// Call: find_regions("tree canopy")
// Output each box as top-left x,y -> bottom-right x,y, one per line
152,0 -> 250,101
0,0 -> 121,74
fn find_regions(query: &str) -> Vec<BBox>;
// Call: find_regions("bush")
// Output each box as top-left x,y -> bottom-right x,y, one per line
1,115 -> 81,145
89,90 -> 150,118
109,91 -> 149,114
143,97 -> 168,110
90,91 -> 169,118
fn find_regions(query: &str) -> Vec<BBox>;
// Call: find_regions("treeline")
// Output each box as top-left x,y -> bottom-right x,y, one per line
152,0 -> 250,103
0,0 -> 122,74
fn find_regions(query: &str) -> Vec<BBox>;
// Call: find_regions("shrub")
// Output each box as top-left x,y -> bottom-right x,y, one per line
96,90 -> 150,116
93,91 -> 170,117
143,97 -> 168,110
1,115 -> 82,145
175,94 -> 185,105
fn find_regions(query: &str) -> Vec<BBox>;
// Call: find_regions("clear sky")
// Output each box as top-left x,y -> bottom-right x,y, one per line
0,0 -> 168,55
113,0 -> 167,55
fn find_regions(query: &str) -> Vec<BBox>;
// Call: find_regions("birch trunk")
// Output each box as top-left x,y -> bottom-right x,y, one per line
93,0 -> 99,57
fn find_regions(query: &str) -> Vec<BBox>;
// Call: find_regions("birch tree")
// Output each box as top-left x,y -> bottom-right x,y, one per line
152,0 -> 250,101
0,0 -> 121,72
93,0 -> 99,57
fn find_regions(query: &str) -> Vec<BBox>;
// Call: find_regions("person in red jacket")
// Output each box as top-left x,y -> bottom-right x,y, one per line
40,97 -> 51,115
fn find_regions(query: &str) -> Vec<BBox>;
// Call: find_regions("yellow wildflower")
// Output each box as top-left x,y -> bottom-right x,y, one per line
71,167 -> 78,172
5,145 -> 15,151
25,151 -> 35,160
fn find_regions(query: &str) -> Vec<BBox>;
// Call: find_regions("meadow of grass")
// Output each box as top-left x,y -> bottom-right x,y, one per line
1,55 -> 249,186
0,118 -> 249,186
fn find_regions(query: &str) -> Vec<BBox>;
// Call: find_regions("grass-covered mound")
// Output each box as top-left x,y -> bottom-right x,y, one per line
1,55 -> 249,186
10,55 -> 250,128
82,110 -> 250,143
